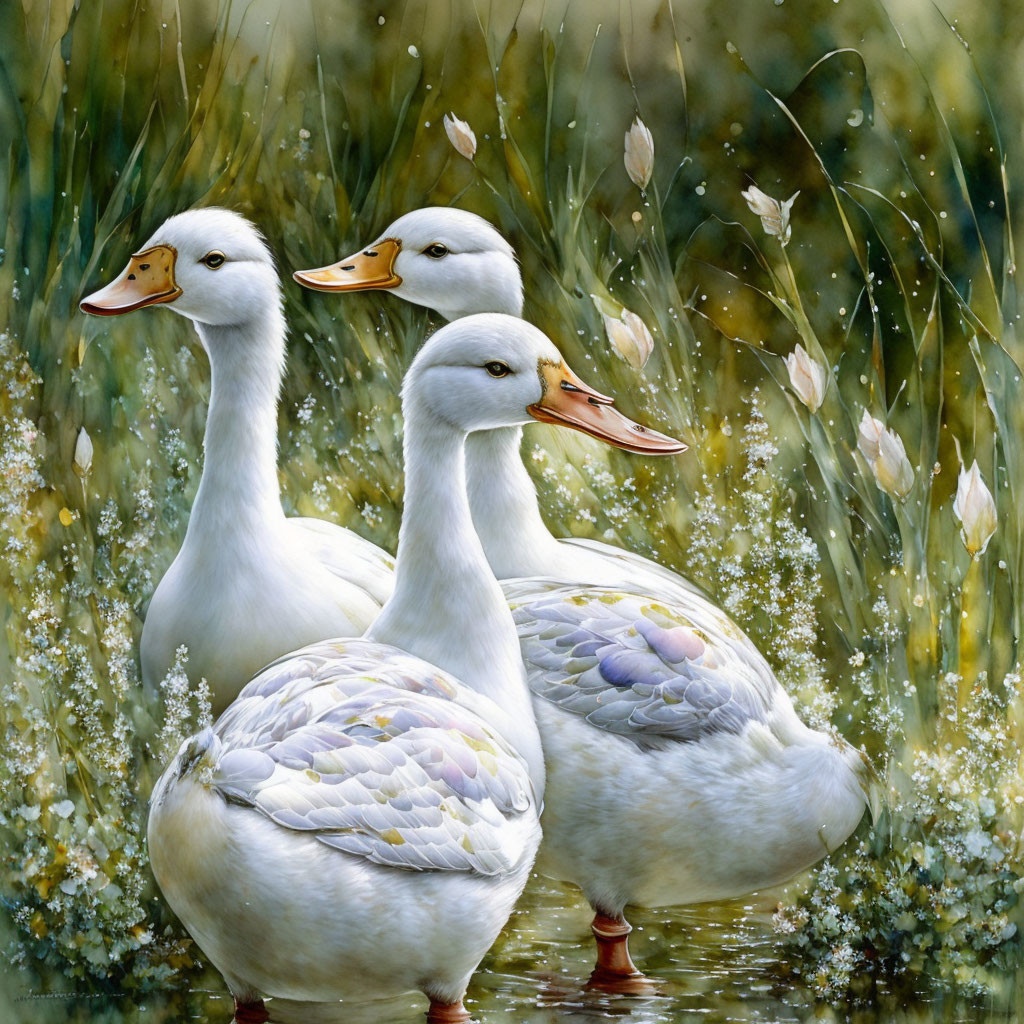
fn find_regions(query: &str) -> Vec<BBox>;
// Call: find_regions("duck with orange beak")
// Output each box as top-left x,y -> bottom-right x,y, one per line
294,207 -> 871,992
80,209 -> 395,714
146,313 -> 683,1023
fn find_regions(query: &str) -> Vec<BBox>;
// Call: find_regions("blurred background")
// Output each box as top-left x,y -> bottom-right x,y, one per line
2,0 -> 1024,1020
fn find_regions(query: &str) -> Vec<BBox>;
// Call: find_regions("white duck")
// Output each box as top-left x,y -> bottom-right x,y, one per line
80,209 -> 394,713
295,208 -> 871,989
147,313 -> 675,1022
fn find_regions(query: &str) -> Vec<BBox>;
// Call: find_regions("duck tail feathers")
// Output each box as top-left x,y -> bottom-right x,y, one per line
174,726 -> 221,782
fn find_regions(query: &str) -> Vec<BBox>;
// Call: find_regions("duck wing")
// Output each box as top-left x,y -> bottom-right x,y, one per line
197,639 -> 534,875
505,580 -> 782,749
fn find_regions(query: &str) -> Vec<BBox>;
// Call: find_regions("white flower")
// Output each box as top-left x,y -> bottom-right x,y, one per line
443,113 -> 476,161
603,309 -> 654,369
783,344 -> 826,412
858,410 -> 913,501
953,460 -> 997,557
624,117 -> 654,190
73,427 -> 93,477
857,410 -> 886,463
741,184 -> 800,245
53,799 -> 75,819
872,428 -> 914,500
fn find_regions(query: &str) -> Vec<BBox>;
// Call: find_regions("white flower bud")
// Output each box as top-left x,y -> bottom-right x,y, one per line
73,427 -> 93,477
603,309 -> 654,369
443,113 -> 476,161
741,184 -> 800,245
857,409 -> 886,463
872,428 -> 914,500
783,344 -> 826,412
953,460 -> 997,557
624,117 -> 654,190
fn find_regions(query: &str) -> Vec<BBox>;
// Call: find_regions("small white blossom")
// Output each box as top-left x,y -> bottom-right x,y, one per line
73,427 -> 93,477
624,117 -> 654,190
858,410 -> 913,501
53,799 -> 75,818
784,344 -> 826,412
742,184 -> 800,245
443,113 -> 476,161
603,309 -> 654,369
953,460 -> 997,557
857,409 -> 886,463
872,427 -> 914,500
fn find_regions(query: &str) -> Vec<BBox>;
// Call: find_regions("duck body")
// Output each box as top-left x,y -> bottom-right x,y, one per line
509,579 -> 867,912
148,639 -> 538,1008
82,208 -> 394,714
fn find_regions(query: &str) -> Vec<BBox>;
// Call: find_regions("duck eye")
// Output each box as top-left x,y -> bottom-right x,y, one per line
201,251 -> 226,269
485,361 -> 511,378
422,243 -> 449,259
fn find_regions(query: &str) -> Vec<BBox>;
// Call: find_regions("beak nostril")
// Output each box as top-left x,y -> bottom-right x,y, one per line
127,273 -> 136,281
364,251 -> 378,258
588,398 -> 602,407
341,265 -> 355,272
139,263 -> 150,271
633,424 -> 647,432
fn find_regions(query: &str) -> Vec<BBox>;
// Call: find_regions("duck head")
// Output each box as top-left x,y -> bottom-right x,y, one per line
80,208 -> 280,327
293,207 -> 522,321
406,313 -> 685,454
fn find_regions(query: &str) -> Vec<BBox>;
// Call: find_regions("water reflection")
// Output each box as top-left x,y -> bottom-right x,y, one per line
7,875 -> 1017,1023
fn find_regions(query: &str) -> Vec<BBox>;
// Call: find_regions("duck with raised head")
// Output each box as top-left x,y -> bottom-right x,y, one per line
80,210 -> 395,713
295,207 -> 871,990
147,313 -> 680,1022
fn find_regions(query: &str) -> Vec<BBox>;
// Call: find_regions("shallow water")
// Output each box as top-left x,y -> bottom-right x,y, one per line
7,876 -> 1019,1024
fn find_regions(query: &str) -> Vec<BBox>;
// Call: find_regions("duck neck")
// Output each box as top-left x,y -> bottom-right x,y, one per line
185,310 -> 287,544
465,427 -> 567,579
368,409 -> 544,792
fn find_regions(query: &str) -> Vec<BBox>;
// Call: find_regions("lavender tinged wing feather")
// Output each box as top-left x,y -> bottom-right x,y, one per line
505,581 -> 781,747
206,639 -> 534,875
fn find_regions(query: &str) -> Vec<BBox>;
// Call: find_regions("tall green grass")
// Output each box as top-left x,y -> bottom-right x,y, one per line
1,0 -> 1023,1008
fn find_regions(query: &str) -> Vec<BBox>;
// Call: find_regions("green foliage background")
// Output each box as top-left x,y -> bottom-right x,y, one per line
2,0 -> 1024,1019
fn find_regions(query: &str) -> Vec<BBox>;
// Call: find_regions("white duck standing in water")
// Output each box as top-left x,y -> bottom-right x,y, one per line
147,313 -> 680,1022
80,209 -> 394,713
295,208 -> 871,990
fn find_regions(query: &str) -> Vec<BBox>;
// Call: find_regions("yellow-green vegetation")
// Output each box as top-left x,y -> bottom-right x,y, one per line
2,0 -> 1023,1016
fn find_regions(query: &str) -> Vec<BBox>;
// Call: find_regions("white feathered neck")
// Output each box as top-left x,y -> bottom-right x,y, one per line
367,388 -> 545,793
466,427 -> 570,578
183,306 -> 287,547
